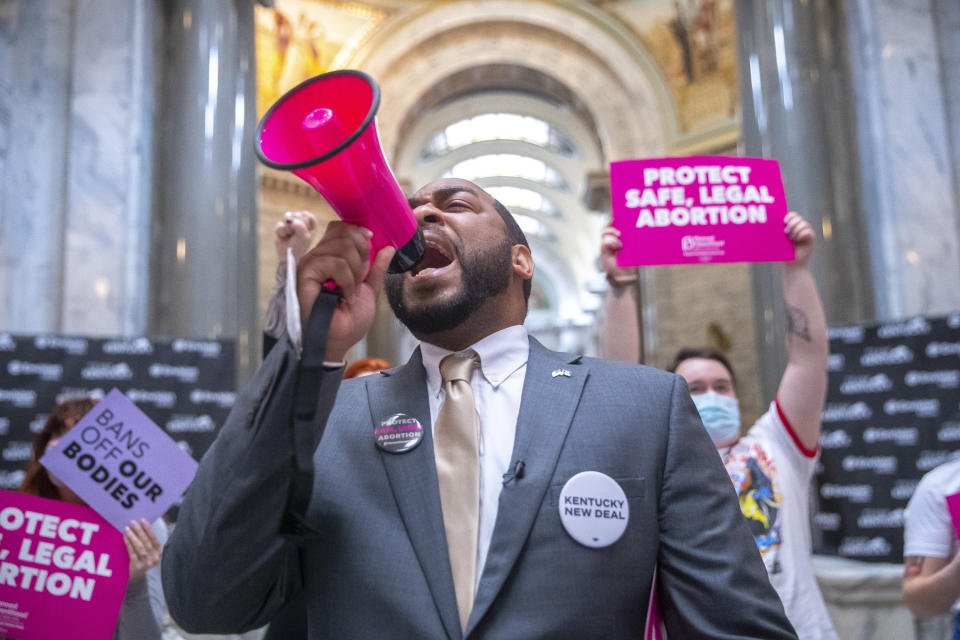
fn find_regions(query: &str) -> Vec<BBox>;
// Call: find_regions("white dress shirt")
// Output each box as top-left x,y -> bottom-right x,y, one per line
420,325 -> 529,590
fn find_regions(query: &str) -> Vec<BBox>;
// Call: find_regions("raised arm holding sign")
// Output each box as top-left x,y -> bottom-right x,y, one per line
600,174 -> 836,638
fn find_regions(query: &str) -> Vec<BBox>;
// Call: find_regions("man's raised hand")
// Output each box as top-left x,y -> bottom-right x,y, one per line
296,221 -> 395,362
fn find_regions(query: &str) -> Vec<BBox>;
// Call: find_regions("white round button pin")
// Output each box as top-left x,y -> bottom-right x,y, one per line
558,471 -> 629,548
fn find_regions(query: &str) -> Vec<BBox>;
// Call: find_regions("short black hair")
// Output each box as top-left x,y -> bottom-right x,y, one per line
668,346 -> 737,389
491,198 -> 532,304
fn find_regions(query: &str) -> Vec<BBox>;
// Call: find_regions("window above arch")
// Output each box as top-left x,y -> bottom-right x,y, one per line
422,113 -> 576,158
485,186 -> 560,218
444,154 -> 566,189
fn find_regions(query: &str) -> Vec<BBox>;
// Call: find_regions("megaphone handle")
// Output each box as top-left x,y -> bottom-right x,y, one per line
319,234 -> 375,297
321,279 -> 343,298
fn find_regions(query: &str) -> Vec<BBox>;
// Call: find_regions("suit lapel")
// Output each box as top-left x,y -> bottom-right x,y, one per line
466,338 -> 588,635
368,349 -> 461,640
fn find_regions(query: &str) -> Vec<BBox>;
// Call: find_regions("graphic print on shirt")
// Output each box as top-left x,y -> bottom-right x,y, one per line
726,443 -> 783,568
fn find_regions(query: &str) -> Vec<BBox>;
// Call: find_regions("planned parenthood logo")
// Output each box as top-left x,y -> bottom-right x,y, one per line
839,373 -> 892,395
877,317 -> 931,339
822,401 -> 872,422
883,399 -> 939,418
860,345 -> 914,367
172,340 -> 222,358
81,362 -> 133,381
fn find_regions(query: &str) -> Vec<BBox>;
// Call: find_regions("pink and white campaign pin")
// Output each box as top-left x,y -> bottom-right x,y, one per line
558,471 -> 629,548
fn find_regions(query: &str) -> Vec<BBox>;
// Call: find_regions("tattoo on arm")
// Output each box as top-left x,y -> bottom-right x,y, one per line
786,304 -> 812,342
904,556 -> 925,579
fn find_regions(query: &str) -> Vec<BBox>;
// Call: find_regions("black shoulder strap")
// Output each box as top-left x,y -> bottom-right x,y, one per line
281,291 -> 339,538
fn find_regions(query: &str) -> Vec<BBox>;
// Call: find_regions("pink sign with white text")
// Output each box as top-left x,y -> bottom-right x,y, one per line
610,156 -> 794,266
0,491 -> 128,640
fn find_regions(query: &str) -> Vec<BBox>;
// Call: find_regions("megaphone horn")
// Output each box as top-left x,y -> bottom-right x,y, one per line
255,70 -> 424,274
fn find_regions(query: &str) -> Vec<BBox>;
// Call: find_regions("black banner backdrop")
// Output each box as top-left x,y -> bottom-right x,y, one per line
815,312 -> 960,563
0,333 -> 235,513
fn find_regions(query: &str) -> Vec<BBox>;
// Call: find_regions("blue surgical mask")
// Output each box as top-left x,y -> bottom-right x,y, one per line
692,390 -> 741,444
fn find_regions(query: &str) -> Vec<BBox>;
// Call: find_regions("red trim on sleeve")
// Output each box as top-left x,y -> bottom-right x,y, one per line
775,397 -> 819,458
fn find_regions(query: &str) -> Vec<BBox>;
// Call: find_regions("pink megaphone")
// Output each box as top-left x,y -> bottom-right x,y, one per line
255,70 -> 424,274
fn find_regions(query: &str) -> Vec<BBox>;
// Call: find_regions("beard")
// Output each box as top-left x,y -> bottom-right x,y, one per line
385,237 -> 513,336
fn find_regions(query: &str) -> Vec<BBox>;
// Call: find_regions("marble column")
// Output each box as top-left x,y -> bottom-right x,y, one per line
735,0 -> 874,400
0,2 -> 74,332
150,0 -> 259,381
0,0 -> 156,336
846,0 -> 960,319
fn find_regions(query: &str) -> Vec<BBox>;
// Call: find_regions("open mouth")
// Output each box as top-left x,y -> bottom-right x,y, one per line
411,240 -> 455,277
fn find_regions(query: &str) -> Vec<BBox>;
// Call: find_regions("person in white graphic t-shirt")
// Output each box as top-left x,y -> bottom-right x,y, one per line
600,212 -> 837,640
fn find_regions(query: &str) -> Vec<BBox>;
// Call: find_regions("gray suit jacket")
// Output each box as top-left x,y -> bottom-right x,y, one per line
164,336 -> 797,639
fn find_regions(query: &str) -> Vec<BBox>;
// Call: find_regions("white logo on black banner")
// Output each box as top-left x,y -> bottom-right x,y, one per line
905,370 -> 960,389
34,335 -> 88,355
190,390 -> 236,408
0,333 -> 15,351
7,360 -> 63,381
857,508 -> 904,529
842,455 -> 898,474
0,390 -> 37,408
172,340 -> 222,358
166,415 -> 216,433
860,345 -> 914,367
125,389 -> 176,409
0,470 -> 25,489
814,512 -> 841,531
55,387 -> 106,404
0,418 -> 8,436
820,484 -> 873,503
820,429 -> 852,449
149,364 -> 200,383
938,422 -> 960,442
822,402 -> 872,422
829,326 -> 865,344
891,480 -> 920,500
877,317 -> 931,339
102,337 -> 154,355
1,441 -> 32,462
926,342 -> 960,358
884,398 -> 939,418
948,312 -> 960,329
81,362 -> 133,380
839,536 -> 891,557
827,353 -> 845,372
863,427 -> 919,446
839,373 -> 892,394
917,450 -> 960,472
29,416 -> 46,434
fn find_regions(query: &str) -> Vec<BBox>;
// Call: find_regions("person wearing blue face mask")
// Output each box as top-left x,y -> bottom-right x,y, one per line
601,212 -> 835,640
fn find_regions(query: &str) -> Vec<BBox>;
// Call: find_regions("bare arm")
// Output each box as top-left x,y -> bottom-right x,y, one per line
903,554 -> 960,616
599,226 -> 641,364
775,213 -> 829,452
264,211 -> 319,343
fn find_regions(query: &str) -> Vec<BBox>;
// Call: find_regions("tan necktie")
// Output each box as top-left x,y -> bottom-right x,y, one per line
435,351 -> 481,631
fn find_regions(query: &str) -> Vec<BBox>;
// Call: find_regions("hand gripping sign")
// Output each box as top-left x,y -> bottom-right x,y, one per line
610,156 -> 795,266
0,491 -> 128,640
39,388 -> 198,532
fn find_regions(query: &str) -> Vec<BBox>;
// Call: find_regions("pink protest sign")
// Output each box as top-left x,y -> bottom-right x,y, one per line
610,156 -> 795,266
40,388 -> 198,531
0,490 -> 128,639
946,492 -> 960,539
